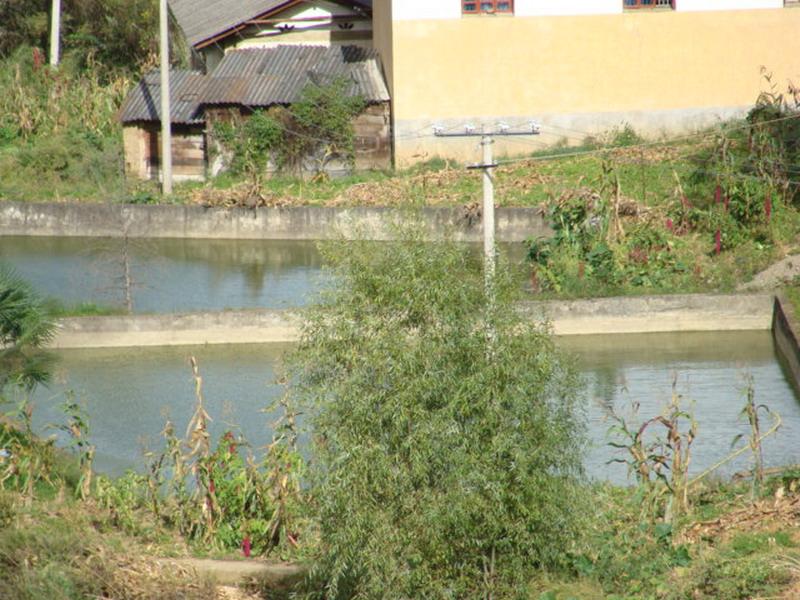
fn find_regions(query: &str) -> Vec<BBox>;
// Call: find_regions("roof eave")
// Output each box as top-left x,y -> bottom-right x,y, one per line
193,0 -> 373,50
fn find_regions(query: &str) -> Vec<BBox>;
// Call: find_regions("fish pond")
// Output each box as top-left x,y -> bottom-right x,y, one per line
22,330 -> 800,485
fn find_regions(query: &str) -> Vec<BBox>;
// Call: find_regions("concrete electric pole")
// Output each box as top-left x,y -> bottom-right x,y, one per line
159,0 -> 173,195
434,122 -> 540,293
49,0 -> 61,67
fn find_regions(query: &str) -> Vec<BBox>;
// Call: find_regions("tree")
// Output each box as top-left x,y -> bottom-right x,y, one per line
288,226 -> 586,598
0,266 -> 55,393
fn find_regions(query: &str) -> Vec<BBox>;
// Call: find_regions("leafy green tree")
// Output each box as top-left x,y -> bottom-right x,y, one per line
1,0 -> 182,75
0,1 -> 49,58
0,267 -> 55,393
289,227 -> 586,598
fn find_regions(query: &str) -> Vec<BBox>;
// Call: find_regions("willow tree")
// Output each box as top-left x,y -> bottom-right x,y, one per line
288,227 -> 586,598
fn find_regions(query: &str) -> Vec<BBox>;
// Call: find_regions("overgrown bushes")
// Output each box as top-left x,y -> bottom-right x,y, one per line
211,80 -> 366,180
289,227 -> 586,598
526,83 -> 800,298
0,47 -> 129,201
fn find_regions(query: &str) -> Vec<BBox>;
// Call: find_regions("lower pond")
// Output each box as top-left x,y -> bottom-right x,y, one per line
23,330 -> 800,485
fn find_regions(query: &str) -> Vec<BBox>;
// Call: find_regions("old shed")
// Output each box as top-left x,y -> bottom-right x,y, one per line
204,44 -> 391,173
119,70 -> 208,182
119,44 -> 391,181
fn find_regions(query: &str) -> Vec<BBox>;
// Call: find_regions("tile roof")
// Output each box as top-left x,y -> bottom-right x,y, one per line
169,0 -> 372,48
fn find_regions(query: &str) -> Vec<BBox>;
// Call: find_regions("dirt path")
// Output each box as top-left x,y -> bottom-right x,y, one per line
738,254 -> 800,291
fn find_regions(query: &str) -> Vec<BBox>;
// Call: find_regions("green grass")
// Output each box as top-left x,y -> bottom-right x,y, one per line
43,300 -> 126,318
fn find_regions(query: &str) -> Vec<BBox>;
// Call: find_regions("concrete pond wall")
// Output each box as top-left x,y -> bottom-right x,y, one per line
51,293 -> 777,349
45,291 -> 800,394
0,202 -> 551,243
772,293 -> 800,395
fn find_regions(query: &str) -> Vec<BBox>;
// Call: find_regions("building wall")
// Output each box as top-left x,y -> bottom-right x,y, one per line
386,0 -> 784,19
200,1 -> 373,70
372,0 -> 394,94
377,5 -> 800,164
123,123 -> 206,182
122,126 -> 149,180
354,103 -> 392,170
677,0 -> 782,11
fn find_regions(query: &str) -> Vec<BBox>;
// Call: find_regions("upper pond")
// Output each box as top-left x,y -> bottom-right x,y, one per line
0,236 -> 325,312
0,236 -> 530,312
24,331 -> 800,485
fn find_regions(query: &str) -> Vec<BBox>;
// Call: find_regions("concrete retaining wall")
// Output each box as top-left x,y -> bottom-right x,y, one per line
51,293 -> 776,349
772,294 -> 800,394
0,202 -> 551,243
521,293 -> 775,336
52,310 -> 300,349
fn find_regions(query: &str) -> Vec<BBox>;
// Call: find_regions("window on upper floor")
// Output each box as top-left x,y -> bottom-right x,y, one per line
624,0 -> 674,8
462,1 -> 513,15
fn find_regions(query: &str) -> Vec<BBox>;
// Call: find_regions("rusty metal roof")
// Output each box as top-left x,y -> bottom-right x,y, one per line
170,0 -> 372,48
119,70 -> 207,125
119,44 -> 388,125
204,45 -> 389,107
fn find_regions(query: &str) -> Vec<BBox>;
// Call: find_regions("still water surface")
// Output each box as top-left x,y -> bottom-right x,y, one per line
0,236 -> 325,312
0,236 -> 529,313
25,331 -> 800,484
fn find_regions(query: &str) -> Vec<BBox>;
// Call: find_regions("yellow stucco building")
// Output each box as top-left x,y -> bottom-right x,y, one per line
372,0 -> 800,166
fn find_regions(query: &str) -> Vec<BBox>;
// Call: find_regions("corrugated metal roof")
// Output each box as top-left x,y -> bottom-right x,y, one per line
119,70 -> 207,125
204,45 -> 389,107
169,0 -> 372,48
119,44 -> 388,125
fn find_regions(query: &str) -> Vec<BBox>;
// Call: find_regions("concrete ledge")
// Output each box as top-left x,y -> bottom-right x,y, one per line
521,293 -> 775,336
0,202 -> 550,243
52,310 -> 300,348
167,558 -> 305,587
772,293 -> 800,394
51,293 -> 776,349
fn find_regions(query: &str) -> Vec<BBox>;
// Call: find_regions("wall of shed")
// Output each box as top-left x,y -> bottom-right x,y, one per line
354,103 -> 392,170
123,123 -> 206,182
207,104 -> 391,175
123,126 -> 149,180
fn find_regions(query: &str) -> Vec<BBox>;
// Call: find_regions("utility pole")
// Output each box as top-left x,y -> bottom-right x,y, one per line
159,0 -> 173,195
434,122 -> 540,293
480,135 -> 495,289
49,0 -> 61,67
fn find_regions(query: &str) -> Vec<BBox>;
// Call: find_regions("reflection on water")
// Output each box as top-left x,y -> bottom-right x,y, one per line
0,236 -> 325,312
28,344 -> 290,475
562,331 -> 800,484
0,236 -> 529,313
24,332 -> 800,483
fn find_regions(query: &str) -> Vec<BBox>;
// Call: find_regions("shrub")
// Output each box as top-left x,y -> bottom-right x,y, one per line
0,266 -> 55,392
276,79 -> 366,175
289,226 -> 586,598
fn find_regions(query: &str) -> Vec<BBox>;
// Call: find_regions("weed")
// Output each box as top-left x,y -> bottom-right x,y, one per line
51,394 -> 95,499
607,380 -> 697,523
732,374 -> 772,495
94,357 -> 305,557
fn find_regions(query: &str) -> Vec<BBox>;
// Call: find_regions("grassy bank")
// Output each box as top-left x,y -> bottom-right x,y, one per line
2,459 -> 799,599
